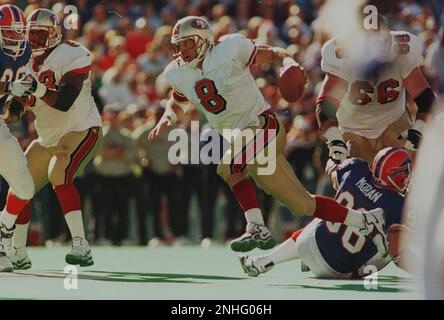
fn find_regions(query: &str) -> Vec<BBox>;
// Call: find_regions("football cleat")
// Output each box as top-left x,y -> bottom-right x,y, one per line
0,223 -> 15,272
10,247 -> 32,270
360,208 -> 389,258
230,223 -> 276,252
65,237 -> 94,267
239,255 -> 274,277
301,261 -> 310,272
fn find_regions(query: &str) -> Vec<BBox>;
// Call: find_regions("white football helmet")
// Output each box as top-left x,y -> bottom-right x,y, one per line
171,16 -> 213,68
27,8 -> 62,57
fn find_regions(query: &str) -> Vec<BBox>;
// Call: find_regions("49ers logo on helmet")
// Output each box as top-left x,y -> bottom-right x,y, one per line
191,19 -> 209,29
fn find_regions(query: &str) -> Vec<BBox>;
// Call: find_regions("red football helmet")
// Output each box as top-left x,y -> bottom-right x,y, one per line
372,147 -> 412,194
0,4 -> 28,58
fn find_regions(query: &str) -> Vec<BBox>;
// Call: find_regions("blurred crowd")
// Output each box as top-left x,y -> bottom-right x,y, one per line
1,0 -> 442,247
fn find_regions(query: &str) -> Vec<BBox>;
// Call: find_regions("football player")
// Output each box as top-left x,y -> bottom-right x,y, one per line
2,9 -> 102,270
240,147 -> 413,278
316,14 -> 437,164
0,4 -> 35,272
148,16 -> 387,254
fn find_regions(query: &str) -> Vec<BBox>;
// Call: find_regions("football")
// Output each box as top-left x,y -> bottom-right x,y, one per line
278,63 -> 306,103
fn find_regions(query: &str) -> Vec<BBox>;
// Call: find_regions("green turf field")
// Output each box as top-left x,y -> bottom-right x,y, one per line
0,246 -> 417,300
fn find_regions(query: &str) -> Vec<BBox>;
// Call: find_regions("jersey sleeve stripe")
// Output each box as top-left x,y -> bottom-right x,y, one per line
173,90 -> 188,102
245,45 -> 258,67
70,66 -> 92,74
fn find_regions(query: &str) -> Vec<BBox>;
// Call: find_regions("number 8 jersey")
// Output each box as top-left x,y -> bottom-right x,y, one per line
321,31 -> 423,139
163,33 -> 269,134
26,41 -> 102,147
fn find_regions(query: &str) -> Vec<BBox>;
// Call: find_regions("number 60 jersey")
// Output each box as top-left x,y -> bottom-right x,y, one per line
163,33 -> 269,134
26,41 -> 102,147
321,31 -> 423,139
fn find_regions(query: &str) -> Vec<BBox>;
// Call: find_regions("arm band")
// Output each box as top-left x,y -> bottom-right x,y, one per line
414,87 -> 436,116
52,83 -> 80,112
315,97 -> 340,131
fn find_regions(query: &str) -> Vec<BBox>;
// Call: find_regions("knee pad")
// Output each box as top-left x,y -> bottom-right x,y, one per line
9,170 -> 35,200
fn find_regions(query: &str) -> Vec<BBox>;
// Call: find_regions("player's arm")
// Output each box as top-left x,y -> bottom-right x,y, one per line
325,158 -> 340,190
253,45 -> 292,67
6,71 -> 87,112
38,71 -> 87,111
402,67 -> 437,151
147,91 -> 189,141
316,73 -> 349,163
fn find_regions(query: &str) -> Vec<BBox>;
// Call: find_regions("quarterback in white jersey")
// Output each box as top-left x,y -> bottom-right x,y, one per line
316,14 -> 436,164
164,33 -> 269,134
149,16 -> 389,256
1,9 -> 102,271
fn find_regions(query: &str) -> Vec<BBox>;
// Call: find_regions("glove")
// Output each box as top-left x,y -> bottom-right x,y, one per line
7,75 -> 47,98
2,98 -> 24,125
327,139 -> 349,164
404,128 -> 422,151
5,80 -> 31,98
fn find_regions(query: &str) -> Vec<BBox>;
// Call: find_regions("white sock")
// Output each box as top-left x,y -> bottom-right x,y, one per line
0,210 -> 18,229
267,238 -> 300,265
14,223 -> 29,248
64,210 -> 86,239
344,209 -> 365,228
245,208 -> 265,225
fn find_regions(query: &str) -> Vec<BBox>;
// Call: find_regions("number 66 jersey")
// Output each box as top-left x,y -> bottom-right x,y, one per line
321,31 -> 423,139
26,41 -> 102,147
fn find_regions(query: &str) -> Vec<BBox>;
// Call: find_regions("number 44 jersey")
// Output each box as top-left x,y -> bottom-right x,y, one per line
26,41 -> 102,147
163,33 -> 269,134
314,158 -> 405,275
321,31 -> 423,139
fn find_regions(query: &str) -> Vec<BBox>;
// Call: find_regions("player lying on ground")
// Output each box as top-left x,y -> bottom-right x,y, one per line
0,4 -> 36,272
0,9 -> 102,272
240,147 -> 415,278
148,16 -> 387,254
316,14 -> 436,165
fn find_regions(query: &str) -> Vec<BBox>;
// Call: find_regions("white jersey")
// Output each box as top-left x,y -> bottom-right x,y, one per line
164,33 -> 269,134
28,41 -> 102,147
321,31 -> 423,139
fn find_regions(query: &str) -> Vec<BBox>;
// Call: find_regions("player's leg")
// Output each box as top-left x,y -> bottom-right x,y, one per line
217,110 -> 282,252
0,124 -> 38,272
240,227 -> 305,277
342,132 -> 377,164
248,138 -> 389,255
10,203 -> 32,270
49,127 -> 102,267
1,136 -> 50,272
380,110 -> 414,156
5,140 -> 53,270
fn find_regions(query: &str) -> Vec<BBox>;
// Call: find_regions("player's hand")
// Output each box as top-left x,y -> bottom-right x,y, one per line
8,75 -> 47,98
148,118 -> 173,141
5,79 -> 32,97
327,140 -> 349,164
404,128 -> 422,151
2,98 -> 24,125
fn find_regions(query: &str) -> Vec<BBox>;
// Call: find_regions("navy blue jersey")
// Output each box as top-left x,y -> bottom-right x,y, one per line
0,44 -> 31,112
315,158 -> 405,274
